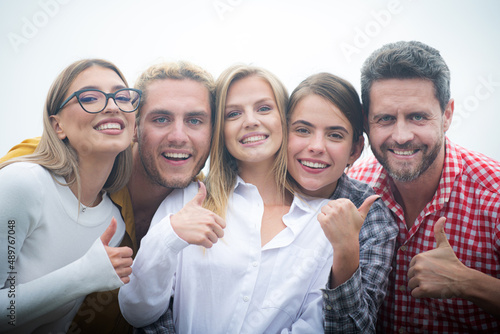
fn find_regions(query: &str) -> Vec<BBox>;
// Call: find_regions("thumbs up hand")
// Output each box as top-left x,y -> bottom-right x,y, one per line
101,217 -> 133,284
170,181 -> 226,248
318,195 -> 379,249
408,217 -> 467,299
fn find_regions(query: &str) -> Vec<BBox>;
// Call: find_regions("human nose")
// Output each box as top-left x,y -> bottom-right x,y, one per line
242,110 -> 259,128
307,133 -> 325,154
103,96 -> 120,113
167,120 -> 189,144
392,120 -> 414,144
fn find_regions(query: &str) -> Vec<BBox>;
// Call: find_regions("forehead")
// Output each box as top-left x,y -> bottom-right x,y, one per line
226,76 -> 275,105
292,94 -> 352,128
369,78 -> 439,114
69,66 -> 125,91
140,79 -> 211,119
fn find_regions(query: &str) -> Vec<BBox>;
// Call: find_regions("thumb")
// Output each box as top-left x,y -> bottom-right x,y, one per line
191,181 -> 207,207
358,195 -> 379,220
101,217 -> 117,246
433,217 -> 450,248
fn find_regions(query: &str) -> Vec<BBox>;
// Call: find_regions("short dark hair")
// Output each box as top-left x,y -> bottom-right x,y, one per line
361,41 -> 451,114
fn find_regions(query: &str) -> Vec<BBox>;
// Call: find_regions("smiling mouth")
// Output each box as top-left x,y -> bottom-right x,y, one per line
162,152 -> 191,161
300,160 -> 329,169
390,149 -> 419,156
94,122 -> 123,131
241,135 -> 268,144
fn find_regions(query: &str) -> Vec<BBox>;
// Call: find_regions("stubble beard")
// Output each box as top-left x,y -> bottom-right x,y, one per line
138,146 -> 207,190
372,136 -> 443,183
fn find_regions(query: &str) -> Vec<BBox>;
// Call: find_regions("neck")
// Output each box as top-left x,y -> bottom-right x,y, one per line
238,160 -> 291,206
391,147 -> 445,228
70,154 -> 116,207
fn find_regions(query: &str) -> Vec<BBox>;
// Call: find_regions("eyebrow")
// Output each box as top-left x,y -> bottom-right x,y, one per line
148,109 -> 210,118
225,97 -> 275,110
77,84 -> 127,92
291,119 -> 350,133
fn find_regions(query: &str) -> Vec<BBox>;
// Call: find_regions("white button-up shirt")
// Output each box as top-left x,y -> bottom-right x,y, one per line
119,178 -> 333,333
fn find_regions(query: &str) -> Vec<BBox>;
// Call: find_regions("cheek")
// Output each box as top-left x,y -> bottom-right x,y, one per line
287,135 -> 303,156
325,143 -> 351,163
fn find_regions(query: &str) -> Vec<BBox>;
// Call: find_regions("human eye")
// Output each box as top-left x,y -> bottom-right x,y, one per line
257,105 -> 272,113
115,90 -> 132,102
411,114 -> 426,121
377,115 -> 395,124
153,116 -> 168,124
328,132 -> 344,140
187,118 -> 202,125
293,126 -> 310,135
78,90 -> 102,104
225,110 -> 241,119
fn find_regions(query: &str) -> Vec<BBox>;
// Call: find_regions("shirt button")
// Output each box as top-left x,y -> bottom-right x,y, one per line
398,327 -> 406,333
243,296 -> 249,302
399,285 -> 406,292
400,245 -> 407,252
326,305 -> 332,310
252,261 -> 258,267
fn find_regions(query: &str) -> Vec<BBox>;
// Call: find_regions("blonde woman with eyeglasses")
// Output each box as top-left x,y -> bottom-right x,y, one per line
0,59 -> 138,333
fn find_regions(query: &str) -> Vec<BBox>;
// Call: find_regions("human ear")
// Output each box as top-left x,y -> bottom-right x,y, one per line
348,135 -> 365,166
50,115 -> 67,140
443,99 -> 454,132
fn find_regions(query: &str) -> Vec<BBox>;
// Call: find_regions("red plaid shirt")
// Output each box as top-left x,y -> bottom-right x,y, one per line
348,139 -> 500,333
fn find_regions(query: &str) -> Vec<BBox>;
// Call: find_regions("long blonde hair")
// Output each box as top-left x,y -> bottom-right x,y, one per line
204,64 -> 291,218
0,59 -> 132,196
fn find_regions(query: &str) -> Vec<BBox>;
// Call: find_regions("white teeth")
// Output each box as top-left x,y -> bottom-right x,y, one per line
95,123 -> 121,131
393,150 -> 416,156
164,152 -> 189,159
242,135 -> 266,144
301,160 -> 327,169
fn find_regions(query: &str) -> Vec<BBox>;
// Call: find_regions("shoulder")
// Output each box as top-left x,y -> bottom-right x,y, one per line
0,137 -> 40,163
0,162 -> 50,188
336,174 -> 376,207
0,163 -> 46,222
348,154 -> 383,185
453,143 -> 500,194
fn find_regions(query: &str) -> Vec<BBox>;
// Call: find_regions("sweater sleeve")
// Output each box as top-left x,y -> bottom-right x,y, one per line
0,164 -> 123,330
118,214 -> 188,327
322,200 -> 398,333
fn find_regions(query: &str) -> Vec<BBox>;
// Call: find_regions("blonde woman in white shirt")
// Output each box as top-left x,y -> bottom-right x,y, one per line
0,59 -> 137,333
119,65 -> 333,333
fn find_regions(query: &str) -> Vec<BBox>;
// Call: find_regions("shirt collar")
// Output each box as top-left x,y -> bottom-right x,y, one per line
375,137 -> 462,215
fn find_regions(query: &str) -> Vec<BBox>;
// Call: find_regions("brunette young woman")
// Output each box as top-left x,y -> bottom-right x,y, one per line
287,72 -> 398,333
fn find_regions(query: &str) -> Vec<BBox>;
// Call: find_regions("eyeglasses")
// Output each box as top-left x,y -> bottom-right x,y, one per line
58,88 -> 142,113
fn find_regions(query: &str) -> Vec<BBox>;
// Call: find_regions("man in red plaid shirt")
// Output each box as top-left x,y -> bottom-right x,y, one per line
348,41 -> 500,333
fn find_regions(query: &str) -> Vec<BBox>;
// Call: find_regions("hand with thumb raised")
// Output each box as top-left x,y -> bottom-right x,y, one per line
171,181 -> 226,248
357,195 -> 380,221
433,217 -> 451,248
101,217 -> 133,284
408,217 -> 468,299
318,195 -> 379,247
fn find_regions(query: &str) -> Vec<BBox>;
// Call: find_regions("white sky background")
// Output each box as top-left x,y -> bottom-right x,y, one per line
1,0 -> 499,162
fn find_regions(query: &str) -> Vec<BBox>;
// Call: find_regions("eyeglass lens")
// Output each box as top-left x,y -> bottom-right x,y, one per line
78,89 -> 140,113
